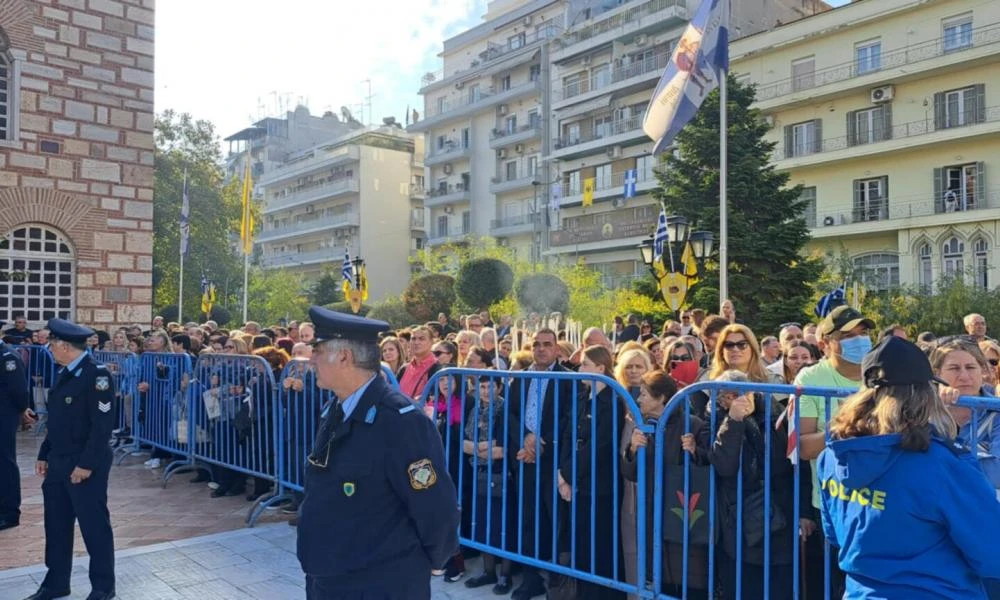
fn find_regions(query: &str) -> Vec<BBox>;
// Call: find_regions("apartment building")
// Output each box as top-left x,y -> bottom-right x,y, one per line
731,0 -> 1000,292
253,124 -> 426,302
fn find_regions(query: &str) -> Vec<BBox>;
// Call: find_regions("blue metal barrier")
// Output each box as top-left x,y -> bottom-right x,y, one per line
17,345 -> 57,435
132,352 -> 197,483
93,350 -> 141,461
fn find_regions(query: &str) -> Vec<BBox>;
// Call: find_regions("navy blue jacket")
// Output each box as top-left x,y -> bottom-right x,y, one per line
0,342 -> 29,414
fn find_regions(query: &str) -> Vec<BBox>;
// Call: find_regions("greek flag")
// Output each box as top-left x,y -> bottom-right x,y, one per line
624,169 -> 637,199
179,170 -> 190,257
643,0 -> 729,154
341,246 -> 352,284
814,286 -> 847,318
653,207 -> 668,262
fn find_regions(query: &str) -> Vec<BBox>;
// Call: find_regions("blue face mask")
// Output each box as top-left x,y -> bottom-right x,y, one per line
838,335 -> 872,364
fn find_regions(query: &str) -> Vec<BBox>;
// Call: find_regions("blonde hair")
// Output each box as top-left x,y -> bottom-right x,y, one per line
615,348 -> 652,389
709,323 -> 770,382
830,383 -> 957,450
379,336 -> 407,373
930,338 -> 989,374
227,337 -> 250,355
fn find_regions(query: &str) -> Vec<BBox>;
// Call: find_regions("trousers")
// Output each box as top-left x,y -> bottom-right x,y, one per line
0,411 -> 20,521
306,574 -> 429,600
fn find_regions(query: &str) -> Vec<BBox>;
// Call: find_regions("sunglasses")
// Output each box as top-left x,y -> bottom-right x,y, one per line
669,354 -> 692,362
432,350 -> 450,356
722,340 -> 750,351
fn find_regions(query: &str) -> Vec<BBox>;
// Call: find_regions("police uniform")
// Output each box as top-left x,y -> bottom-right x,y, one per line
0,322 -> 30,530
296,307 -> 460,600
26,319 -> 116,600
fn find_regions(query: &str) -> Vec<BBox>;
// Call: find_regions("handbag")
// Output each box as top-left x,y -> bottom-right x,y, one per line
741,487 -> 787,548
234,395 -> 254,442
476,469 -> 508,498
202,389 -> 222,420
662,462 -> 718,546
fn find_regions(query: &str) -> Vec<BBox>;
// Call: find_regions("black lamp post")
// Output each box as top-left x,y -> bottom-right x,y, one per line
638,215 -> 713,315
347,255 -> 367,314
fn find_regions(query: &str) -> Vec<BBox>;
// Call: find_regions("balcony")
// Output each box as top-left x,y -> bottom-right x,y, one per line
425,141 -> 472,166
551,114 -> 646,160
809,189 -> 1000,239
409,81 -> 541,132
773,105 -> 1000,169
549,209 -> 653,249
263,177 -> 359,214
489,123 -> 542,149
553,50 -> 670,109
490,170 -> 537,194
754,22 -> 1000,109
419,27 -> 558,94
427,226 -> 472,246
560,169 -> 659,207
410,184 -> 427,200
490,213 -> 541,237
553,0 -> 687,59
425,184 -> 471,208
411,210 -> 427,232
261,248 -> 340,269
258,146 -> 360,186
257,212 -> 359,243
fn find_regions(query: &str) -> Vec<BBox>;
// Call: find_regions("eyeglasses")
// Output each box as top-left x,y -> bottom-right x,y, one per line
722,340 -> 750,351
669,354 -> 692,362
432,350 -> 450,356
224,345 -> 235,350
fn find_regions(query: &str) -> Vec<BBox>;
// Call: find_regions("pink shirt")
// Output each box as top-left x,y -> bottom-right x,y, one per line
398,353 -> 438,400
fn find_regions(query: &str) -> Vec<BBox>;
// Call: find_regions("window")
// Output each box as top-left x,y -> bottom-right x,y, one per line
799,187 -> 817,228
636,155 -> 656,182
529,64 -> 541,82
528,110 -> 540,129
436,97 -> 446,114
0,50 -> 12,141
500,75 -> 511,91
468,84 -> 481,103
974,238 -> 989,289
935,162 -> 984,212
508,32 -> 526,50
461,211 -> 472,234
853,253 -> 899,292
595,164 -> 612,190
505,115 -> 517,134
563,73 -> 583,97
564,122 -> 581,145
437,216 -> 448,237
855,40 -> 881,74
935,84 -> 985,129
942,236 -> 965,278
853,176 -> 888,222
943,15 -> 973,52
436,135 -> 447,151
593,115 -> 613,138
848,105 -> 891,146
918,243 -> 933,291
527,155 -> 538,176
791,57 -> 815,91
784,120 -> 821,158
567,170 -> 581,195
592,63 -> 611,89
0,225 -> 75,324
505,161 -> 518,180
461,128 -> 470,148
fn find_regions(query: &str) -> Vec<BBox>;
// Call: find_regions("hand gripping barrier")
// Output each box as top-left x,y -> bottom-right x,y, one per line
92,350 -> 141,461
17,345 -> 58,436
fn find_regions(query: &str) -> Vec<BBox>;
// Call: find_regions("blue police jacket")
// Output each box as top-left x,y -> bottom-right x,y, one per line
818,433 -> 1000,599
37,352 -> 116,471
0,342 -> 29,414
296,375 -> 459,593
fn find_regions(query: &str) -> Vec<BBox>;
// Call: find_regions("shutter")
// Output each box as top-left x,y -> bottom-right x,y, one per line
813,119 -> 823,153
976,161 -> 986,208
880,176 -> 889,219
880,104 -> 892,141
974,84 -> 986,124
846,110 -> 857,147
933,167 -> 944,213
964,87 -> 977,126
853,179 -> 862,222
933,92 -> 945,130
784,125 -> 793,158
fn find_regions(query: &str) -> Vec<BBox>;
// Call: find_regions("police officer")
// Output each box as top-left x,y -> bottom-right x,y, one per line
24,319 -> 116,600
296,306 -> 459,599
0,322 -> 33,531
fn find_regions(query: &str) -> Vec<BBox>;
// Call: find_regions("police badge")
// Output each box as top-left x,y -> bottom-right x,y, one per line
407,458 -> 437,491
4,360 -> 14,372
95,376 -> 110,391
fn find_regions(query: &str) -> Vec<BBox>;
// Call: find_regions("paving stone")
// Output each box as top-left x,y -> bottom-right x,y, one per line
236,575 -> 306,599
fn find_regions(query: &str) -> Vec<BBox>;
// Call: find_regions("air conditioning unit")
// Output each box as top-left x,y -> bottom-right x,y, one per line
491,176 -> 501,183
497,148 -> 508,159
455,81 -> 465,89
305,205 -> 314,213
823,215 -> 835,227
870,85 -> 894,103
443,163 -> 453,174
515,143 -> 524,153
582,55 -> 592,66
635,34 -> 648,46
499,104 -> 509,115
523,15 -> 533,26
612,197 -> 627,208
444,206 -> 454,214
607,145 -> 622,159
763,114 -> 775,128
498,237 -> 510,247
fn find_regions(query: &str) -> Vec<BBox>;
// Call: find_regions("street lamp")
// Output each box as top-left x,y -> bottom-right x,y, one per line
531,175 -> 562,271
346,255 -> 368,314
638,215 -> 713,316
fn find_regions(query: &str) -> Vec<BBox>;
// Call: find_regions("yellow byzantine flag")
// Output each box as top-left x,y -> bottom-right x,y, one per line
201,283 -> 216,315
239,158 -> 254,255
680,241 -> 700,286
582,177 -> 595,207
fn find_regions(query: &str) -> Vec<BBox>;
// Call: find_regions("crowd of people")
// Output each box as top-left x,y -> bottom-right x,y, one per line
7,302 -> 1000,599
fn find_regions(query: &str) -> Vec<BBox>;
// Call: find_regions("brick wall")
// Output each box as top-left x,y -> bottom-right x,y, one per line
0,0 -> 154,330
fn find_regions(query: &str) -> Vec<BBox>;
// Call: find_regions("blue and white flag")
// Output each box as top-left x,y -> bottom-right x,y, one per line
653,207 -> 668,262
179,169 -> 190,257
643,0 -> 729,154
814,286 -> 847,319
341,245 -> 352,284
624,169 -> 637,199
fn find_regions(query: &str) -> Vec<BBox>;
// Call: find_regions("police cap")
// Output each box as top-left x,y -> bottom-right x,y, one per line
308,306 -> 390,346
47,318 -> 95,344
862,335 -> 948,389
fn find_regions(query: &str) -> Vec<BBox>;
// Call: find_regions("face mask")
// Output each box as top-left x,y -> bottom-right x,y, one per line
838,336 -> 872,364
670,360 -> 700,386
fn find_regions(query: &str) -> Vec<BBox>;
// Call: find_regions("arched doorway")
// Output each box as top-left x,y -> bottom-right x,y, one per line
0,224 -> 75,326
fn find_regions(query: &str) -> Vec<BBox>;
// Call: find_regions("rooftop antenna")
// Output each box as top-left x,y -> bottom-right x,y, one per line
361,79 -> 375,127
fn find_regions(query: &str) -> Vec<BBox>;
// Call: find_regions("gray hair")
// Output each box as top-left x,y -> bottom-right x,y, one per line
319,338 -> 380,372
715,369 -> 750,392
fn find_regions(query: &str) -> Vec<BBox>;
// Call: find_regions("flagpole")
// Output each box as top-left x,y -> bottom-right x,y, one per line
178,167 -> 187,322
242,252 -> 249,323
718,70 -> 729,309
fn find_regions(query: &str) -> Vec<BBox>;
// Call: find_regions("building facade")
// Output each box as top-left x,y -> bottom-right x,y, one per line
731,0 -> 1000,292
0,0 -> 155,330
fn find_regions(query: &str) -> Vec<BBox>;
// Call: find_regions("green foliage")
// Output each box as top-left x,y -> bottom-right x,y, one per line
653,75 -> 822,331
207,305 -> 232,327
246,267 -> 310,326
853,274 -> 993,337
367,295 -> 415,328
455,258 -> 515,310
403,274 -> 456,322
309,269 -> 345,306
516,274 -> 569,316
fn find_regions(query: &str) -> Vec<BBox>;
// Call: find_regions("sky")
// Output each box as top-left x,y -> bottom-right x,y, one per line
156,0 -> 852,144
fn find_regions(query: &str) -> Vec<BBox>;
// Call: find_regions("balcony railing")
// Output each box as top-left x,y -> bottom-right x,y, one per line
554,114 -> 644,150
561,169 -> 660,202
559,0 -> 685,49
425,81 -> 539,119
261,248 -> 338,268
490,169 -> 537,193
428,226 -> 472,244
491,122 -> 543,141
775,105 -> 1000,161
264,177 -> 359,212
419,27 -> 559,91
809,189 -> 1000,229
556,50 -> 670,101
756,22 -> 1000,102
257,212 -> 358,242
490,213 -> 541,230
425,142 -> 472,165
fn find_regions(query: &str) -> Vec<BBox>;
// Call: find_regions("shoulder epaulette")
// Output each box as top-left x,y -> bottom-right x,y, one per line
398,405 -> 416,414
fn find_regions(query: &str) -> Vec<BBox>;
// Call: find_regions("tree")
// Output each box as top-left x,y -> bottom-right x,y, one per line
653,75 -> 822,332
516,274 -> 569,316
309,269 -> 345,306
245,267 -> 310,326
455,258 -> 514,310
326,301 -> 371,317
403,274 -> 456,322
367,295 -> 415,328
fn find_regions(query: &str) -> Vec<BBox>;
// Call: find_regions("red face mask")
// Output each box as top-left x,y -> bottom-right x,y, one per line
670,360 -> 700,386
